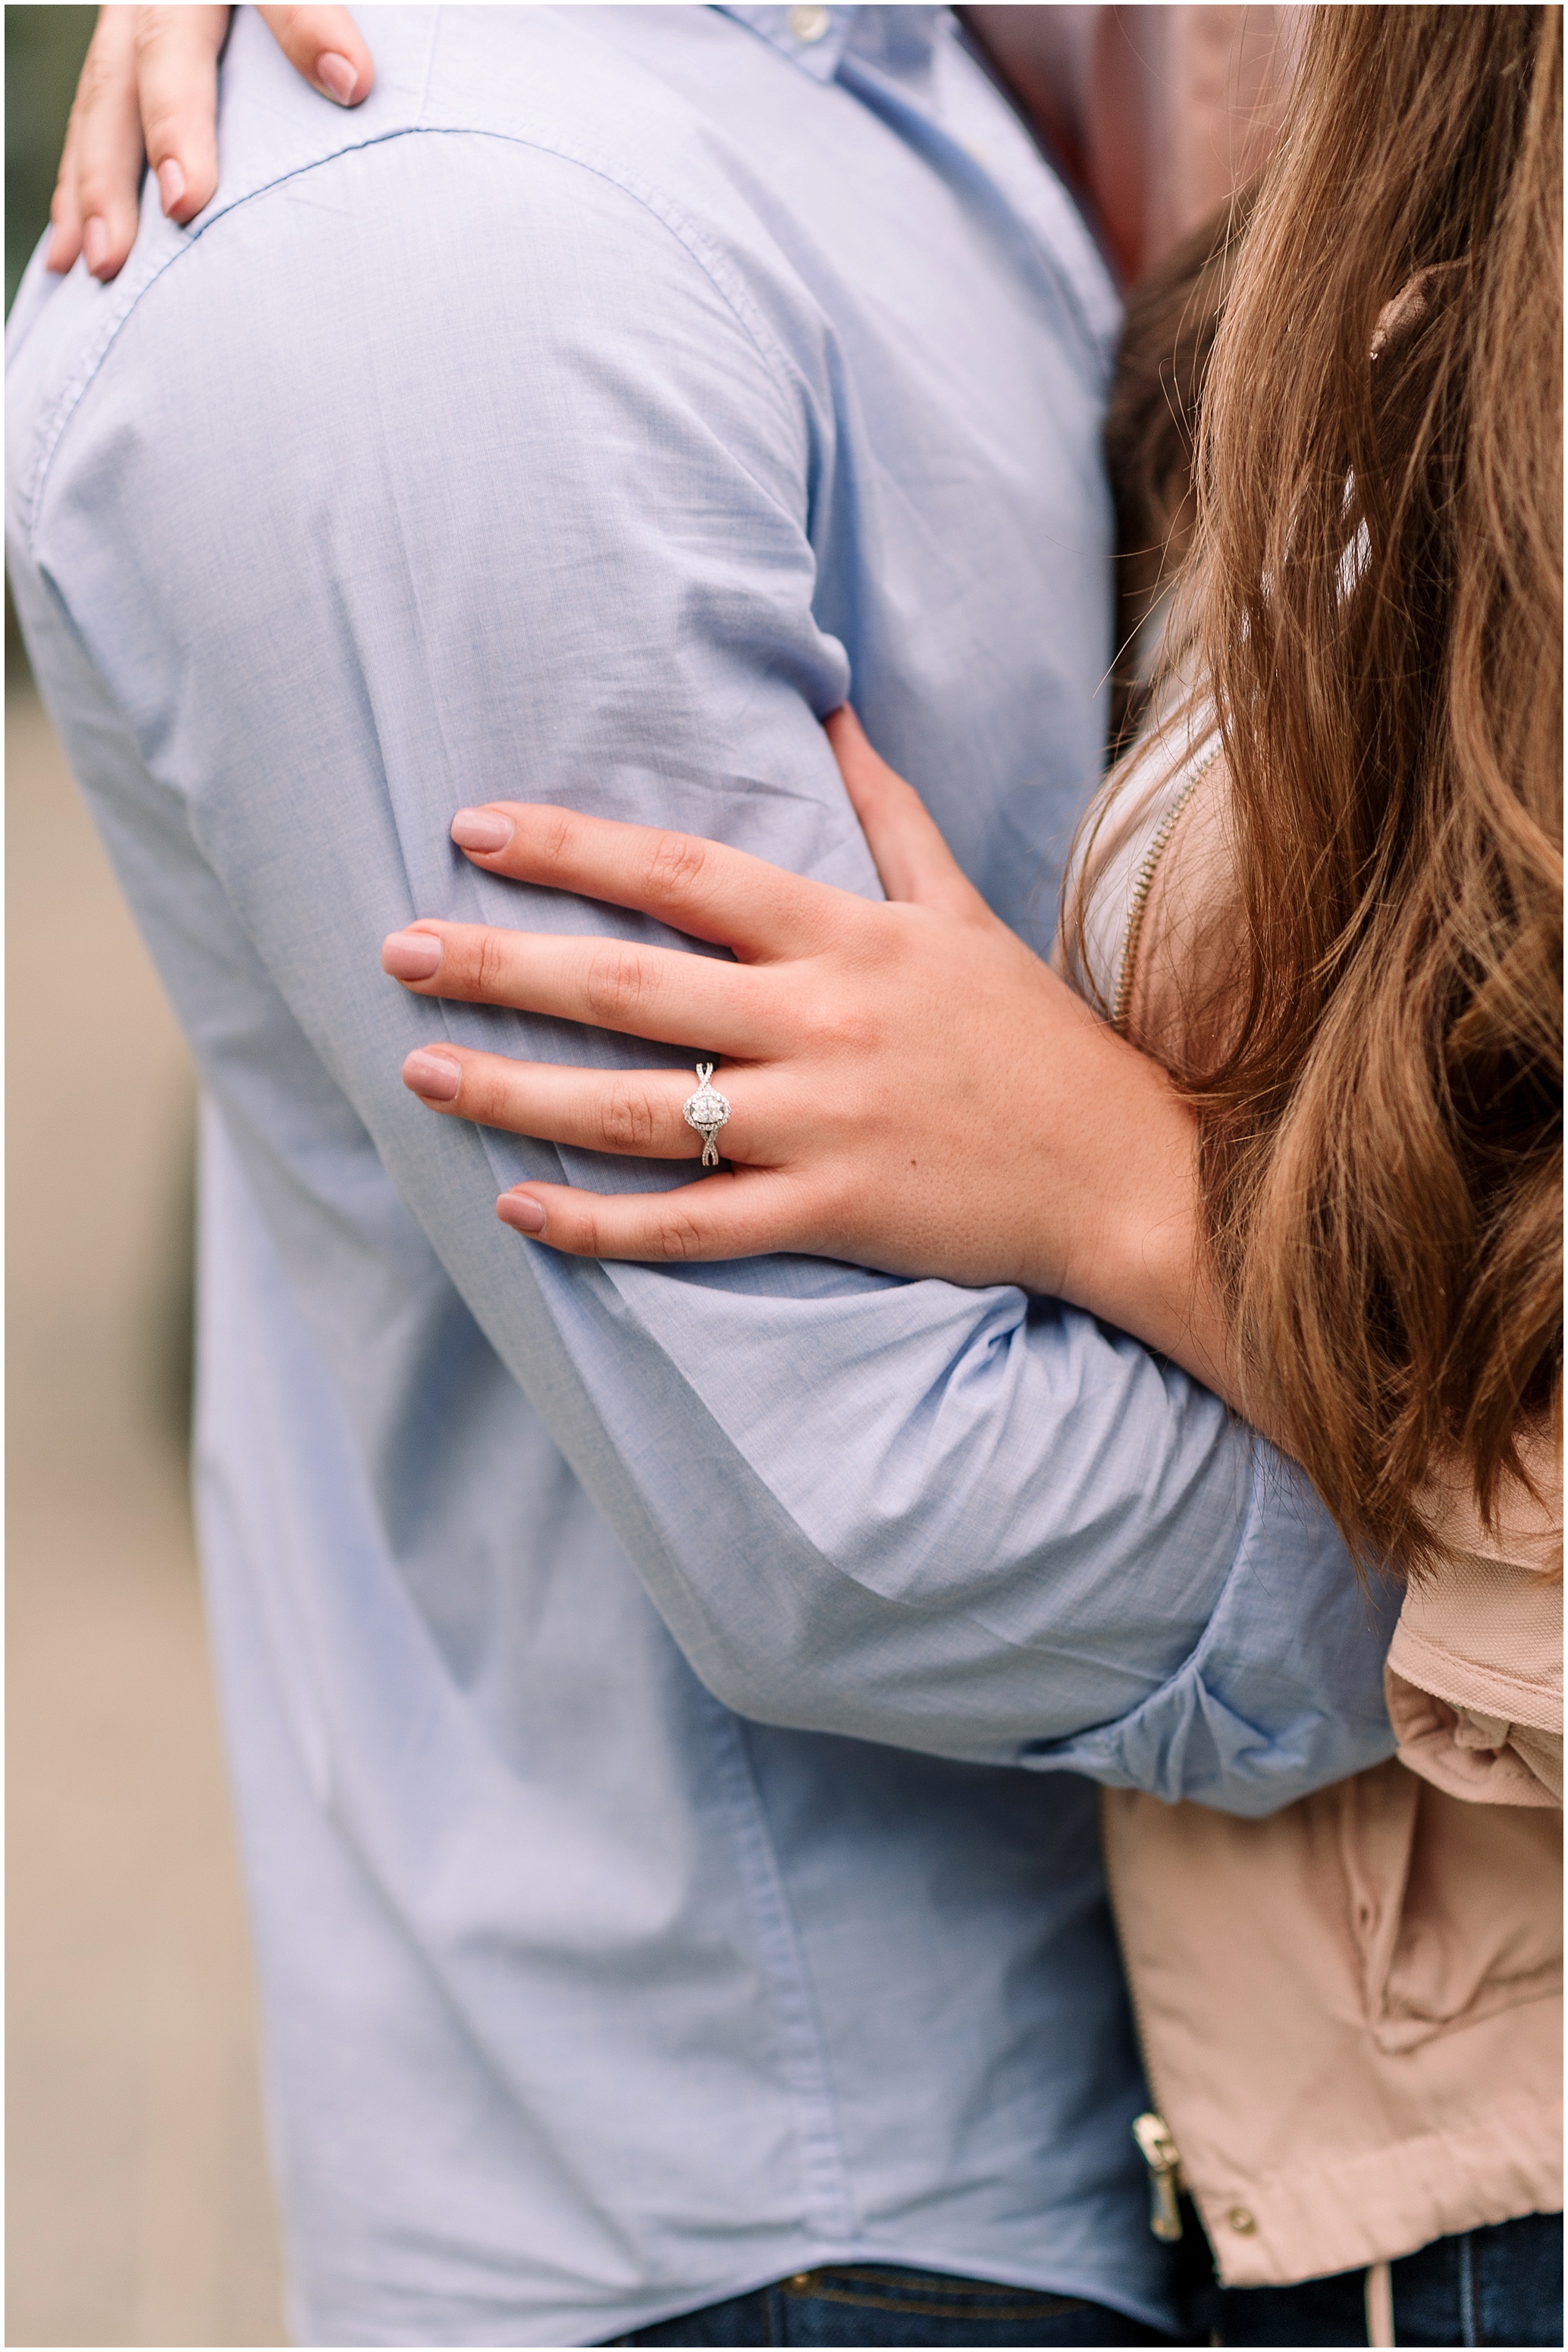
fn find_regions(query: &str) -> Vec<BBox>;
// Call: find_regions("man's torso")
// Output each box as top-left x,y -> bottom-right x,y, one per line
5,10 -> 1181,2343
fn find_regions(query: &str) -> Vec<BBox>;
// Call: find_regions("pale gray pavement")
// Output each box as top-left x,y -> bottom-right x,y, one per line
7,682 -> 287,2345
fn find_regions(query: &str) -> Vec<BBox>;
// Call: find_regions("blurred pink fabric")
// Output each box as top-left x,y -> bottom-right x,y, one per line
967,5 -> 1297,282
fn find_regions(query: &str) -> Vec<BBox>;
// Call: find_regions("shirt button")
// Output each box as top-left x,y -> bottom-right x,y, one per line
1228,2207 -> 1258,2234
788,5 -> 832,42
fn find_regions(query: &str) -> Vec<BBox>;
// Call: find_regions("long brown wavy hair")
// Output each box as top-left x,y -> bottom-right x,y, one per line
1099,5 -> 1562,1574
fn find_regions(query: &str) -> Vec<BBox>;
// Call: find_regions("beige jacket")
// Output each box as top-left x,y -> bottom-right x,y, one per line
1080,748 -> 1563,2288
1385,1465 -> 1562,1809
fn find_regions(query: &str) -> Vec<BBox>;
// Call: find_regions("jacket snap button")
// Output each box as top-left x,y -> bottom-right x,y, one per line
788,5 -> 832,42
787,2274 -> 816,2291
1228,2207 -> 1258,2234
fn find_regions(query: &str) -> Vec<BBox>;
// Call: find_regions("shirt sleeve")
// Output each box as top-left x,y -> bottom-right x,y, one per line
5,128 -> 1397,1810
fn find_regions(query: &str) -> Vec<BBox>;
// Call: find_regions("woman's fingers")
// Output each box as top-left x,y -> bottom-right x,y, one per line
382,922 -> 785,1056
255,6 -> 375,106
401,1045 -> 792,1165
823,706 -> 985,919
46,2 -> 374,284
447,803 -> 839,961
130,5 -> 231,227
46,108 -> 86,274
134,8 -> 371,228
52,8 -> 145,279
494,1171 -> 817,1263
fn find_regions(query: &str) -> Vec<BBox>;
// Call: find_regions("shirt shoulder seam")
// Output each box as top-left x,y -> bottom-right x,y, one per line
17,119 -> 811,557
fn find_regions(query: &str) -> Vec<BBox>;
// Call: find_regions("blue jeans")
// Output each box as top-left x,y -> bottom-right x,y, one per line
609,2264 -> 1174,2345
608,2215 -> 1563,2347
1207,2212 -> 1563,2347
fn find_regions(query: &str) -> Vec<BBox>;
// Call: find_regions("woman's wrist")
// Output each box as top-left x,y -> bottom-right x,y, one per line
1040,1025 -> 1240,1408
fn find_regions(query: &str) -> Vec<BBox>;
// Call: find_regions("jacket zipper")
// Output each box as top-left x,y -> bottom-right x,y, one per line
1100,1800 -> 1189,2246
1132,2109 -> 1186,2241
1112,733 -> 1223,1037
1102,735 -> 1228,2265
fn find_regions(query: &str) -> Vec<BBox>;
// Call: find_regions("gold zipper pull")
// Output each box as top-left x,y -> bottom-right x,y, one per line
1132,2112 -> 1184,2242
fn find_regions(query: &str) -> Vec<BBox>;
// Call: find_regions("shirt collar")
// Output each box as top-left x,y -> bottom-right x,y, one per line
715,8 -> 942,88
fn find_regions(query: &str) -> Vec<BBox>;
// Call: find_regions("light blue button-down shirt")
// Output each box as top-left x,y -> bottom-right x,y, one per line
6,8 -> 1397,2343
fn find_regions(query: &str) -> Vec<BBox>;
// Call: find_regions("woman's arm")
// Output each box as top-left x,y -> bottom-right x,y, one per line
385,710 -> 1242,1413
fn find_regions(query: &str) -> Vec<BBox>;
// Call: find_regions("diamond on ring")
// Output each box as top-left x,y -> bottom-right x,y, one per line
682,1061 -> 731,1168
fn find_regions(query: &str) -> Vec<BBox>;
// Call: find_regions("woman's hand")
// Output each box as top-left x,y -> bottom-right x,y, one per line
48,4 -> 374,282
382,711 -> 1234,1397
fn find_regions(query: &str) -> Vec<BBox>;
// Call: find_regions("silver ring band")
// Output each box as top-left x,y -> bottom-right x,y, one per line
682,1062 -> 731,1168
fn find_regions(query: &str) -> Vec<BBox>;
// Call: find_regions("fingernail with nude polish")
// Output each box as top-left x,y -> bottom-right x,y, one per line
382,929 -> 444,981
83,217 -> 110,276
402,1049 -> 463,1102
316,51 -> 359,103
157,158 -> 187,215
451,808 -> 515,854
498,1192 -> 548,1235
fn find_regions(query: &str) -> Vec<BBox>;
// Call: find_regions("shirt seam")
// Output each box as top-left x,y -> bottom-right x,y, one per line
297,2240 -> 1178,2343
701,1707 -> 859,2246
18,118 -> 819,563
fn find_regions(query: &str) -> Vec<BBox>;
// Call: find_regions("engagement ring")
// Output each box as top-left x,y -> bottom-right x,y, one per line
682,1062 -> 731,1168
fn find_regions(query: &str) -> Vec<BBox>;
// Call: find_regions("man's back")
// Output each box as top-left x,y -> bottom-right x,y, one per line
5,9 -> 1391,2342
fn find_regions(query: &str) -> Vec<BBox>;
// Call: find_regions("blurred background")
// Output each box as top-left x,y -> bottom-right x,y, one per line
7,8 -> 287,2341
